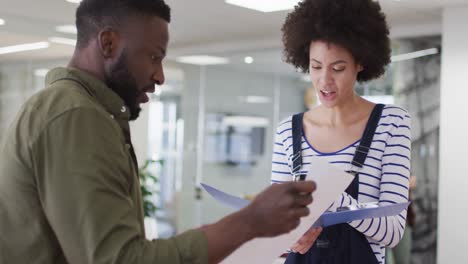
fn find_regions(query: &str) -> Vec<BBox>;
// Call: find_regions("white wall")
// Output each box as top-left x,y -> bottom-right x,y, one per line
438,6 -> 468,263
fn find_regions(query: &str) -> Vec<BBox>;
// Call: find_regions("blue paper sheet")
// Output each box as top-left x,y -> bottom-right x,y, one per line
201,183 -> 250,209
201,183 -> 410,228
312,202 -> 410,227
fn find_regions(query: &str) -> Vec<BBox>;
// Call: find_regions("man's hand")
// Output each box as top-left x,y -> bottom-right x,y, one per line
290,227 -> 322,254
200,181 -> 316,264
242,181 -> 316,238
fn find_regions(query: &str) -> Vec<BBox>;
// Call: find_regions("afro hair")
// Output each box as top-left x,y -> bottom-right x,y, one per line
282,0 -> 391,82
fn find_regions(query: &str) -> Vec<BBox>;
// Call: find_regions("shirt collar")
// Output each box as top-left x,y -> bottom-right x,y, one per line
45,67 -> 131,120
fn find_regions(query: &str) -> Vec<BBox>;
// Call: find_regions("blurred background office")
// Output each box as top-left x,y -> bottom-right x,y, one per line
0,0 -> 466,263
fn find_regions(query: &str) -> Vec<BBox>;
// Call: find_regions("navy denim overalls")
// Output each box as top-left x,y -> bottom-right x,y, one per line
285,104 -> 384,264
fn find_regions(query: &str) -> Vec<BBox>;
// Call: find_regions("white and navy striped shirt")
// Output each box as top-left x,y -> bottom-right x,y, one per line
271,105 -> 411,264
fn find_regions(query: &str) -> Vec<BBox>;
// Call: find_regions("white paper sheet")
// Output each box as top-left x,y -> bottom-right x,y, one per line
202,157 -> 355,264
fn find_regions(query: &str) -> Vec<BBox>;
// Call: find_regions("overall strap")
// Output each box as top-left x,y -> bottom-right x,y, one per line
351,104 -> 385,169
291,113 -> 305,177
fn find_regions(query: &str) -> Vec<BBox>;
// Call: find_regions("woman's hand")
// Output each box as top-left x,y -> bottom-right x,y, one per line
290,227 -> 323,254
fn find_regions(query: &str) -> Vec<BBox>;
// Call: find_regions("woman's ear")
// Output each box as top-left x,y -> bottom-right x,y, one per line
357,64 -> 364,72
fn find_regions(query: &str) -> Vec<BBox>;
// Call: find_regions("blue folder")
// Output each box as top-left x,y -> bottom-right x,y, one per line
201,183 -> 410,228
312,202 -> 410,228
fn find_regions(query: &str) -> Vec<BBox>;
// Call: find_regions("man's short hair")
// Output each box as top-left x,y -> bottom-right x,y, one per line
76,0 -> 171,49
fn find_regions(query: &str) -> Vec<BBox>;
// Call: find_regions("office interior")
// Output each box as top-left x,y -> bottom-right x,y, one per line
0,0 -> 466,263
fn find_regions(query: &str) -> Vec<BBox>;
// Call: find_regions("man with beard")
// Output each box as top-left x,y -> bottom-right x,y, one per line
0,0 -> 317,263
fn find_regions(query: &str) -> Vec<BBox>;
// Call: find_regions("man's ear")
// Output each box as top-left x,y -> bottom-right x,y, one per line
98,28 -> 119,59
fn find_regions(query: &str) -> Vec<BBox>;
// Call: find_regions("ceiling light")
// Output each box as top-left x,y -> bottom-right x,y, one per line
66,0 -> 81,3
0,42 -> 49,55
391,48 -> 439,62
223,116 -> 269,127
0,18 -> 5,26
225,0 -> 299,12
239,96 -> 271,104
49,37 -> 77,46
245,96 -> 271,104
176,55 -> 229,65
244,56 -> 254,64
34,68 -> 50,77
55,25 -> 77,34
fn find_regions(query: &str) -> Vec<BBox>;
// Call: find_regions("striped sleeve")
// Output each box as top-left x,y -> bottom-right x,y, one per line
271,119 -> 292,184
329,111 -> 411,247
347,112 -> 411,247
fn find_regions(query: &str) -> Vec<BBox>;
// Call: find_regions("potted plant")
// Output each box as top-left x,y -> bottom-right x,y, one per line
139,159 -> 163,239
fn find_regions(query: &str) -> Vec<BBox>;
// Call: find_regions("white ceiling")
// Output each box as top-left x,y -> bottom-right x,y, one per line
0,0 -> 467,67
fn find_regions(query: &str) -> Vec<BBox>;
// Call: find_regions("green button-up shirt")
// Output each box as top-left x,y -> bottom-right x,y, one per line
0,67 -> 208,264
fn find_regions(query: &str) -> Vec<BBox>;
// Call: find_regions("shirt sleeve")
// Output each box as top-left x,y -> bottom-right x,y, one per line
31,107 -> 208,264
271,119 -> 293,184
328,113 -> 411,248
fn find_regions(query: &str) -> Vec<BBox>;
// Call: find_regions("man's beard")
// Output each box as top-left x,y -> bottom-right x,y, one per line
105,51 -> 141,121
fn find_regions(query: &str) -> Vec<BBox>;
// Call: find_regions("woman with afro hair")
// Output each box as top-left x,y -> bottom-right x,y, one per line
270,0 -> 412,263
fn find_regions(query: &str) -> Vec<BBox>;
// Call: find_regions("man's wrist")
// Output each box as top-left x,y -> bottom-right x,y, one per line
234,206 -> 257,241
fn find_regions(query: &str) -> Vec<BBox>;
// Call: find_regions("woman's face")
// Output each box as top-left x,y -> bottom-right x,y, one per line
309,41 -> 363,108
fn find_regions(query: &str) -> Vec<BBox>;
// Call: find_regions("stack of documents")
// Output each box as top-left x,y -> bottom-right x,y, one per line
201,158 -> 409,263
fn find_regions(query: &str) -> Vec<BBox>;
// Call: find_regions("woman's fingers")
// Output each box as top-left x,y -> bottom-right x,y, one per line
290,227 -> 323,254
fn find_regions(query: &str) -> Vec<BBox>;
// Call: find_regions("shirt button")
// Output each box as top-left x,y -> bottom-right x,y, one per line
110,115 -> 114,119
121,106 -> 126,113
125,144 -> 131,149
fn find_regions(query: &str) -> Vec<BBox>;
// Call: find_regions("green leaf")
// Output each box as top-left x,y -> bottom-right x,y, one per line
138,158 -> 165,216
